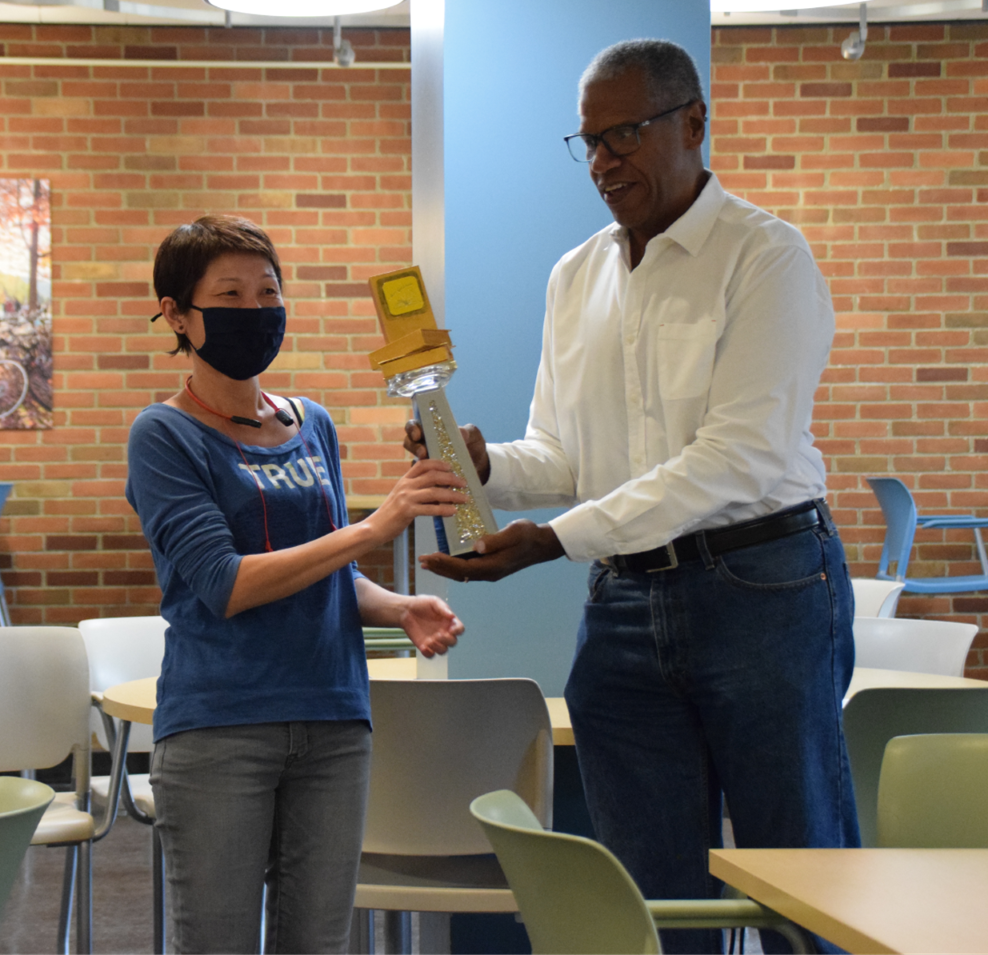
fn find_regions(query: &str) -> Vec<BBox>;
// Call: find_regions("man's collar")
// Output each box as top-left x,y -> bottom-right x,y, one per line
663,171 -> 725,256
606,171 -> 726,259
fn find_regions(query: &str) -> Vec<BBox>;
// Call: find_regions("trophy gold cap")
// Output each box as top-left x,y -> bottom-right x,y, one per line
367,266 -> 455,380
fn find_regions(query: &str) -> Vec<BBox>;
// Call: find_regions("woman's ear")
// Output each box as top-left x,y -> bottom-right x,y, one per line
159,297 -> 187,333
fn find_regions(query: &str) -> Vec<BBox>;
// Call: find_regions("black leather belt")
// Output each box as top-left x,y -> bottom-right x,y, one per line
604,500 -> 826,574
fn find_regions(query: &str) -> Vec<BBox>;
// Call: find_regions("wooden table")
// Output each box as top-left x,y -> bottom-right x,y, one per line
710,847 -> 988,954
845,666 -> 985,702
102,665 -> 985,748
101,659 -> 578,746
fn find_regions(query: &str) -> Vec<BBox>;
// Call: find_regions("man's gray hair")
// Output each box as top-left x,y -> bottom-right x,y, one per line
579,39 -> 705,109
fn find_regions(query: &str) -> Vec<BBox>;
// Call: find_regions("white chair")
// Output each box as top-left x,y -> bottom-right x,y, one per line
853,616 -> 977,677
355,678 -> 553,950
0,626 -> 96,953
851,578 -> 905,618
78,614 -> 166,954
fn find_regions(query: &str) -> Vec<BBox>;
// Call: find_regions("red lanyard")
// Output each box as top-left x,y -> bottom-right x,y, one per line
185,377 -> 337,552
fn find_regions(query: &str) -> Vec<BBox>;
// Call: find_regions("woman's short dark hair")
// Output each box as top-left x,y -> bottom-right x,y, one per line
153,215 -> 283,356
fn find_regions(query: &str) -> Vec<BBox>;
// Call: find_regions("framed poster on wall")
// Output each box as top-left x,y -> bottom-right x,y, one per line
0,178 -> 52,430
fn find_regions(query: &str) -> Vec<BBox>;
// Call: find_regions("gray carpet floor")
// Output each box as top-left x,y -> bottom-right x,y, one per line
1,814 -> 763,955
0,813 -> 155,954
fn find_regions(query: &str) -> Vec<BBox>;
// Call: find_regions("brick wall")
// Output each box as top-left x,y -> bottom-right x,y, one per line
711,22 -> 988,676
0,24 -> 411,620
2,22 -> 988,676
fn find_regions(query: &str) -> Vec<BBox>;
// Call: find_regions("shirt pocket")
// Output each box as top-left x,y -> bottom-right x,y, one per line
656,320 -> 718,400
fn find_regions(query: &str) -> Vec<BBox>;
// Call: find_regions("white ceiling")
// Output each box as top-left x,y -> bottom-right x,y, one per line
0,0 -> 410,28
712,0 -> 987,26
0,0 -> 983,32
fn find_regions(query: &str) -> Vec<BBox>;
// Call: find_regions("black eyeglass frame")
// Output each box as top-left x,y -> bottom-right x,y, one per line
563,100 -> 696,163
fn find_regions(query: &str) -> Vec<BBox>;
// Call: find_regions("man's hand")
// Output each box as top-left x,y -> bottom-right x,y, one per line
404,419 -> 492,484
419,520 -> 565,582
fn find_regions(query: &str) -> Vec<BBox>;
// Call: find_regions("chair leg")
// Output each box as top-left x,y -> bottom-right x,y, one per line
349,909 -> 375,954
76,839 -> 93,954
773,921 -> 817,954
260,882 -> 268,954
382,911 -> 411,955
153,827 -> 166,955
57,845 -> 77,955
975,528 -> 988,577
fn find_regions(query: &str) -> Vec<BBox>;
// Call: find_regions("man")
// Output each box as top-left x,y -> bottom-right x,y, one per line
408,39 -> 859,953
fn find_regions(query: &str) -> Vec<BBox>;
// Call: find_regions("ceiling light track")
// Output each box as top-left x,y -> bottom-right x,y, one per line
776,0 -> 981,16
0,55 -> 410,67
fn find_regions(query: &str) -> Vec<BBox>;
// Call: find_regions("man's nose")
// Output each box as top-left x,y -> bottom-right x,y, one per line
589,141 -> 620,174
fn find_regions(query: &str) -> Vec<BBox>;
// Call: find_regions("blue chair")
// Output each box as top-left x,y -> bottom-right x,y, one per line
867,476 -> 988,593
0,482 -> 12,625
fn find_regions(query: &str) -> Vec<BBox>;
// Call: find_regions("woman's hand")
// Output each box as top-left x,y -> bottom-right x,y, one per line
399,595 -> 463,657
365,458 -> 468,544
404,420 -> 491,484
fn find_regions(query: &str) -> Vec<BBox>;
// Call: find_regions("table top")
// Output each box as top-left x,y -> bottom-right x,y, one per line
99,657 -> 577,746
710,848 -> 988,954
845,666 -> 985,702
100,664 -> 985,742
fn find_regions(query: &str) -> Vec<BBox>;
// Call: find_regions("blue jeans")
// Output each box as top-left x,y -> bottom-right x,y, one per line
150,720 -> 371,954
564,512 -> 859,954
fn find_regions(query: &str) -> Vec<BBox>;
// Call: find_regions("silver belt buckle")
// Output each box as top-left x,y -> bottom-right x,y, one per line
647,542 -> 679,573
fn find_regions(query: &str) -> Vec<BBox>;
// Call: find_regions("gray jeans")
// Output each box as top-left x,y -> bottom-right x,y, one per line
150,720 -> 371,954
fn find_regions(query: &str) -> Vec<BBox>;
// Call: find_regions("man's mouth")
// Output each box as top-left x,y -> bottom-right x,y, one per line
600,181 -> 634,204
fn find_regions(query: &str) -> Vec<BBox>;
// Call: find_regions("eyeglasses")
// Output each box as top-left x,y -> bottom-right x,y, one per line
563,101 -> 695,163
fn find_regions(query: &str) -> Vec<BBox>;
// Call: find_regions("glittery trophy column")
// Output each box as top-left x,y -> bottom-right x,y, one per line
367,267 -> 498,557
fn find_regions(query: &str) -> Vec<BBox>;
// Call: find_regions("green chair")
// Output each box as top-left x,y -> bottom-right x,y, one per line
842,686 -> 988,846
877,733 -> 988,848
0,776 -> 55,918
362,627 -> 414,653
469,789 -> 813,955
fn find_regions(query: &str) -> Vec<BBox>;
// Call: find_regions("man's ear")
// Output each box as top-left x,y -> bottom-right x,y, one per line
684,101 -> 707,152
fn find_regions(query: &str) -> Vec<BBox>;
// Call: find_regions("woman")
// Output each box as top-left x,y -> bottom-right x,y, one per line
125,215 -> 465,954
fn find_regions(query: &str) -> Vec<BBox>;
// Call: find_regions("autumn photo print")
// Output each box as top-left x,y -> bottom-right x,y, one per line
0,177 -> 52,430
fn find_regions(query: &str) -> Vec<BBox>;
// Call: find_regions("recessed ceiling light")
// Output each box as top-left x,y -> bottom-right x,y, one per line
206,0 -> 401,16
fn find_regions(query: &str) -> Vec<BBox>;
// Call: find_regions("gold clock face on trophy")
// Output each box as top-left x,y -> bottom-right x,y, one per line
369,266 -> 435,342
382,274 -> 425,316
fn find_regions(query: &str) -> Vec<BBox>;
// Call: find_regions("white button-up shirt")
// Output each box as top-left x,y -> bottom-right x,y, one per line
485,174 -> 834,563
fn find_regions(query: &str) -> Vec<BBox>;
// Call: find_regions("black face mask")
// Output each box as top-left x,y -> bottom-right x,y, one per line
189,305 -> 286,381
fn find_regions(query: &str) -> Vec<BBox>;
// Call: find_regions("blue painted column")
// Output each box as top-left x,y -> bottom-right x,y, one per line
414,0 -> 711,696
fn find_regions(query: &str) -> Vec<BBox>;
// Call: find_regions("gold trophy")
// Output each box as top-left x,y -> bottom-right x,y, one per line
368,266 -> 498,557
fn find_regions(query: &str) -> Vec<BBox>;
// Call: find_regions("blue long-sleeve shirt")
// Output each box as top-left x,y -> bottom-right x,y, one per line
125,400 -> 369,742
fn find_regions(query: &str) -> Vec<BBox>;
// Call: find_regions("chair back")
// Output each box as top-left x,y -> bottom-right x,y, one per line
842,686 -> 988,846
470,790 -> 661,955
850,578 -> 904,618
363,679 -> 553,856
877,733 -> 988,848
78,615 -> 166,753
0,776 -> 55,913
867,477 -> 918,581
0,627 -> 91,779
852,616 -> 977,677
